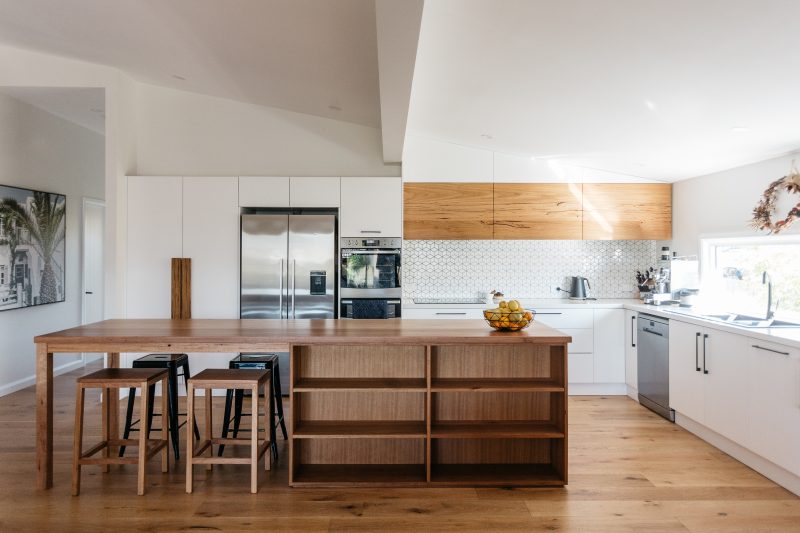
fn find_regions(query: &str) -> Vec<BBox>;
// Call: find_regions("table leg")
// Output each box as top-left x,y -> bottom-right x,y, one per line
36,343 -> 53,490
106,353 -> 120,455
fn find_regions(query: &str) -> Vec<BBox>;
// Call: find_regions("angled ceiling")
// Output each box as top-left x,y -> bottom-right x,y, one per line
0,87 -> 105,134
408,0 -> 800,181
0,0 -> 381,127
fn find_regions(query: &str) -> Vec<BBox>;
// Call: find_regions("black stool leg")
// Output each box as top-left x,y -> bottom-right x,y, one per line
182,360 -> 200,440
167,365 -> 181,460
218,389 -> 234,456
268,380 -> 277,461
272,360 -> 288,440
232,389 -> 244,438
119,387 -> 136,457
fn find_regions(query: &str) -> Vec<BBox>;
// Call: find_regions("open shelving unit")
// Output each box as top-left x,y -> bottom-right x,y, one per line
289,342 -> 568,487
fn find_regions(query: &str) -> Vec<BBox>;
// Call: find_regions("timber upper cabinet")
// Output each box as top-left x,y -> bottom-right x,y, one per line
493,183 -> 582,239
403,182 -> 671,240
403,182 -> 494,239
582,184 -> 672,240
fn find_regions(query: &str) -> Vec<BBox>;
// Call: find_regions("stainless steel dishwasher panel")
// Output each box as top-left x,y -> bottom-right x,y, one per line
637,314 -> 674,421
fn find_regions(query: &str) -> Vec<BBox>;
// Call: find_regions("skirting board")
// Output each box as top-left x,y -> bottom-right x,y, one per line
569,383 -> 627,396
0,358 -> 84,397
676,412 -> 800,497
626,385 -> 639,401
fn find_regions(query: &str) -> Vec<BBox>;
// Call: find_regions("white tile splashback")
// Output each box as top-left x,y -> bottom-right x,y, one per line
403,240 -> 658,299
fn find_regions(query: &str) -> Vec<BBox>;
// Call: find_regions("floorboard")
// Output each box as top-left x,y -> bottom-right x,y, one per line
0,364 -> 798,532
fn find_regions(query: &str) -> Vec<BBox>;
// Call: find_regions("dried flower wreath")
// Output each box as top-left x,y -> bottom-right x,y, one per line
751,168 -> 800,234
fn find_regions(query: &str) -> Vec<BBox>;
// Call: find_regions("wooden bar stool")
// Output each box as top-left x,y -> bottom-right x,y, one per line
186,369 -> 272,494
72,368 -> 169,496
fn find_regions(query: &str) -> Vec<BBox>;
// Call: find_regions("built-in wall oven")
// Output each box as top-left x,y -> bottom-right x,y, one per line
339,237 -> 401,319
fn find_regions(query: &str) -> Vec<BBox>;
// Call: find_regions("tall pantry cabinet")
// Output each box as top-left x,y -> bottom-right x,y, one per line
126,176 -> 239,372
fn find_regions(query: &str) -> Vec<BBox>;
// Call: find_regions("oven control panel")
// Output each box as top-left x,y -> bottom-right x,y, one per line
340,237 -> 401,248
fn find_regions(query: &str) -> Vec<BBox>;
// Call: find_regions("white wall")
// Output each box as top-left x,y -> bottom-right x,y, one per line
0,92 -> 104,394
672,152 -> 800,257
136,83 -> 401,177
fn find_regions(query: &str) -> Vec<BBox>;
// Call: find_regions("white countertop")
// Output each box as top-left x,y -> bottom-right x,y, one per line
403,298 -> 800,349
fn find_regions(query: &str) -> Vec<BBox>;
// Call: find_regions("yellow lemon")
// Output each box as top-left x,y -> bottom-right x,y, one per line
508,300 -> 520,311
499,300 -> 508,308
509,312 -> 523,321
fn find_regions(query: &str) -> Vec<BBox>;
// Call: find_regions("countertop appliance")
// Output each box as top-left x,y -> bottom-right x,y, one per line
637,313 -> 674,421
340,237 -> 401,318
241,210 -> 337,391
569,276 -> 592,299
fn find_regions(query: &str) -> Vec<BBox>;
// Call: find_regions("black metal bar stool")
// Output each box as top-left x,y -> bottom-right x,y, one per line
218,353 -> 287,460
120,353 -> 199,460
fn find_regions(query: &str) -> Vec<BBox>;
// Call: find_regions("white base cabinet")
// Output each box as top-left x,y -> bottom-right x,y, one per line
671,318 -> 800,480
624,310 -> 638,400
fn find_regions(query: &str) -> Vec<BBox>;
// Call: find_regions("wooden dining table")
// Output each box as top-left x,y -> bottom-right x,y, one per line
35,318 -> 570,489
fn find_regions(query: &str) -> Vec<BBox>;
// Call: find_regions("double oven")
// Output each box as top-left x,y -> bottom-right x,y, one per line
339,237 -> 402,319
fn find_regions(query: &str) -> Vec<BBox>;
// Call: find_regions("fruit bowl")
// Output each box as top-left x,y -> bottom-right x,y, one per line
483,300 -> 535,331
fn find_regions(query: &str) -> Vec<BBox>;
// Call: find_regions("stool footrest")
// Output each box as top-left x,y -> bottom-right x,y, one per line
80,439 -> 167,464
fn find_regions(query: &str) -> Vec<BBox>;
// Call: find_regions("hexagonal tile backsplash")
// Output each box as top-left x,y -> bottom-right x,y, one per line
402,240 -> 658,299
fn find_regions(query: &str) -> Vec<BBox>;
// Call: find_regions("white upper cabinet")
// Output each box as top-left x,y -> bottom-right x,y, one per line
239,176 -> 290,207
182,177 -> 240,319
593,309 -> 625,383
290,177 -> 340,207
340,177 -> 402,237
126,176 -> 182,318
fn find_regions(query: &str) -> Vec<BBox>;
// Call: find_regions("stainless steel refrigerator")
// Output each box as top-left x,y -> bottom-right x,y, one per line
240,211 -> 337,391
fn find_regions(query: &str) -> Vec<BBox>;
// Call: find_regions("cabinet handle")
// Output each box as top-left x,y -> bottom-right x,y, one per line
84,291 -> 93,295
695,332 -> 701,372
360,230 -> 381,234
643,328 -> 663,336
435,312 -> 466,315
631,316 -> 636,347
751,344 -> 790,356
702,333 -> 709,374
537,312 -> 563,315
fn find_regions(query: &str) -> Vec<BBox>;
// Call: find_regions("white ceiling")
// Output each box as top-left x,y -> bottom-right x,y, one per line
0,87 -> 105,134
0,0 -> 381,128
408,0 -> 800,181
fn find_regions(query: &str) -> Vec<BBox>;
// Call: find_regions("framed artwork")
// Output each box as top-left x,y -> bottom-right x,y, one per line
0,184 -> 66,311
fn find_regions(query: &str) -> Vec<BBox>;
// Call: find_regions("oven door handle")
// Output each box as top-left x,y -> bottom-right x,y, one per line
342,250 -> 401,255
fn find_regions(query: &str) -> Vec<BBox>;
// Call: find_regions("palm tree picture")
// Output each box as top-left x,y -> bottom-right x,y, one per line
0,185 -> 66,310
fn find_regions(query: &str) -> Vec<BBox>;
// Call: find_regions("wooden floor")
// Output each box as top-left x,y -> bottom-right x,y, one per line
2,364 -> 799,532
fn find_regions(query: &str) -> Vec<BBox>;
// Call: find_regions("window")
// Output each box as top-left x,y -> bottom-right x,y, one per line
701,235 -> 800,321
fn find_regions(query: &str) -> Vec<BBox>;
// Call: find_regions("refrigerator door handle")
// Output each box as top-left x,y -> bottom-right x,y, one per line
291,259 -> 296,318
279,258 -> 284,319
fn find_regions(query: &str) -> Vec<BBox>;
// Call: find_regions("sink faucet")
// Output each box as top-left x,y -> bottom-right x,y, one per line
762,271 -> 774,320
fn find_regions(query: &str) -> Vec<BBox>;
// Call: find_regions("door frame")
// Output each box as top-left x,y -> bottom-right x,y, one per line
81,197 -> 105,365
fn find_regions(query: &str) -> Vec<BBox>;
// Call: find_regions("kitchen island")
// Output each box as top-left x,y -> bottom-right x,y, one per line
34,319 -> 570,489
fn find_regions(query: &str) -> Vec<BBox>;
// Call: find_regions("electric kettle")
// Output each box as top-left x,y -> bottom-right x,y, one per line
569,276 -> 591,299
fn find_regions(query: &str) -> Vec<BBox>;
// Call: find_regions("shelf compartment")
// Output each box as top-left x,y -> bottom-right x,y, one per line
294,378 -> 426,392
431,421 -> 564,439
430,378 -> 564,392
293,464 -> 427,486
430,463 -> 563,486
294,420 -> 426,439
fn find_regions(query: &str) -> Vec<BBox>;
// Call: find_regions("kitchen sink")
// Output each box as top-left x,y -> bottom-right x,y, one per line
699,313 -> 800,328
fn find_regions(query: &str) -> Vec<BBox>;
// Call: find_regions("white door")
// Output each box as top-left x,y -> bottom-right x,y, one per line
340,177 -> 402,237
82,198 -> 105,363
290,177 -> 340,207
702,328 -> 750,444
668,320 -> 705,423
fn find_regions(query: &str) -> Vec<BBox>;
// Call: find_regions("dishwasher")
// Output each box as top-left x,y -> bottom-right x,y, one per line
637,314 -> 675,421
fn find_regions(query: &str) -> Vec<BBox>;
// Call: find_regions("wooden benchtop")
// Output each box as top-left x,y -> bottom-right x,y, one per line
35,319 -> 571,348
